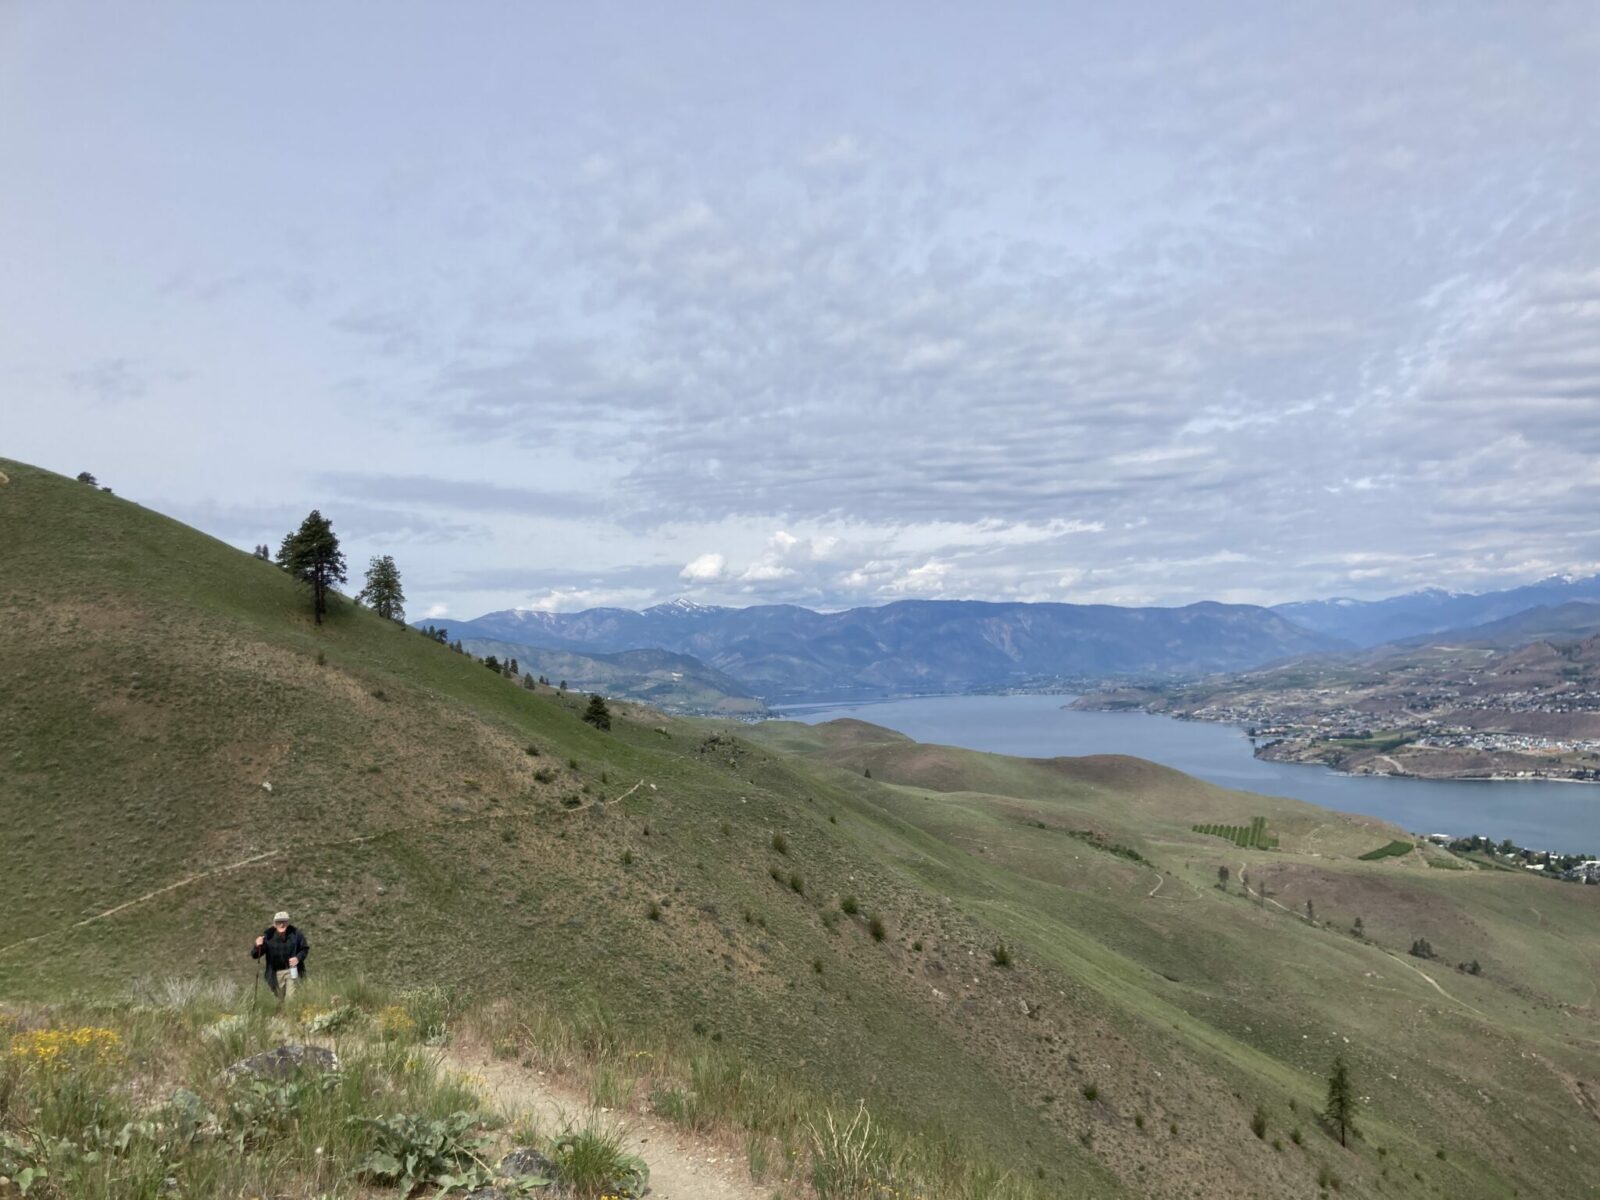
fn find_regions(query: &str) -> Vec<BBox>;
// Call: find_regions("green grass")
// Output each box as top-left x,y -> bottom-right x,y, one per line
3,458 -> 1599,1200
1192,816 -> 1279,849
1359,840 -> 1415,861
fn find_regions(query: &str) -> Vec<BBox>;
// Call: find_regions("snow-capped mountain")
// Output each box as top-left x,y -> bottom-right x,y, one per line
1273,575 -> 1600,646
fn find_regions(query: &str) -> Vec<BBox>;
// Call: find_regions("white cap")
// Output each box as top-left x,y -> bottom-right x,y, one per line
272,911 -> 290,923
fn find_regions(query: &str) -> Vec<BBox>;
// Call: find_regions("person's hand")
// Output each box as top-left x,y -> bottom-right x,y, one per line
288,956 -> 298,966
255,936 -> 265,947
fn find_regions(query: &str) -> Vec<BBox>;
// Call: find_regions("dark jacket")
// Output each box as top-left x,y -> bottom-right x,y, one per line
251,925 -> 309,975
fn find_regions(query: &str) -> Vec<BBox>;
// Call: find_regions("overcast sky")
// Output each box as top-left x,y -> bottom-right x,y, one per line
5,3 -> 1599,618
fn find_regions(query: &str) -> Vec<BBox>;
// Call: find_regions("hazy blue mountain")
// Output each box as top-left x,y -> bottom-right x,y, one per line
457,637 -> 767,715
423,598 -> 1341,701
1390,600 -> 1600,650
1273,575 -> 1600,647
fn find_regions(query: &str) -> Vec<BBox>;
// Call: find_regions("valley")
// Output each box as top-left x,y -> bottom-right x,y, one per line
3,458 -> 1599,1198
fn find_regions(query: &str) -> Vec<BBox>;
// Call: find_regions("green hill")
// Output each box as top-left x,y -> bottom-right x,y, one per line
2,458 -> 1598,1199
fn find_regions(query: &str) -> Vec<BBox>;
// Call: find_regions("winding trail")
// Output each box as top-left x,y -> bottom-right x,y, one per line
449,1045 -> 765,1200
0,779 -> 648,960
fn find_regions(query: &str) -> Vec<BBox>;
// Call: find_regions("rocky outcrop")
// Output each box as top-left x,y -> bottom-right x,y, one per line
223,1043 -> 339,1080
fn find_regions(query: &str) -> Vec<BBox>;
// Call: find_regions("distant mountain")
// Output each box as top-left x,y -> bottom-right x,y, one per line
1394,601 -> 1600,650
1273,575 -> 1600,647
457,638 -> 767,715
423,598 -> 1343,701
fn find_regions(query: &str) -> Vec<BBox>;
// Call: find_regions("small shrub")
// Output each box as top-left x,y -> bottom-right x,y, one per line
788,872 -> 805,894
525,744 -> 541,756
720,821 -> 732,837
350,1110 -> 494,1196
813,958 -> 824,974
648,902 -> 662,922
1291,1126 -> 1304,1146
1251,1105 -> 1267,1139
1081,1083 -> 1099,1101
911,940 -> 923,951
533,768 -> 555,783
551,1124 -> 649,1198
840,895 -> 860,915
992,943 -> 1013,967
568,757 -> 579,769
621,849 -> 634,866
1135,1113 -> 1145,1130
769,866 -> 784,884
771,833 -> 789,855
867,915 -> 886,942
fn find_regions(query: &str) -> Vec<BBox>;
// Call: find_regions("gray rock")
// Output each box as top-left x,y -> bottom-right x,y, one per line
499,1146 -> 559,1183
223,1043 -> 339,1081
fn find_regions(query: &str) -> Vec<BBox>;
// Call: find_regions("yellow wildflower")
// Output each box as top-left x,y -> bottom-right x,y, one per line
7,1026 -> 123,1072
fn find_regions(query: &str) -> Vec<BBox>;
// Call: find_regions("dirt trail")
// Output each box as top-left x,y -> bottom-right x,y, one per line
448,1047 -> 766,1200
0,780 -> 649,960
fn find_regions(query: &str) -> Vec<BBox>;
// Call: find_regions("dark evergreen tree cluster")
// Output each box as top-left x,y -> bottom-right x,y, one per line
583,694 -> 612,731
276,510 -> 347,625
1324,1055 -> 1357,1147
358,554 -> 406,621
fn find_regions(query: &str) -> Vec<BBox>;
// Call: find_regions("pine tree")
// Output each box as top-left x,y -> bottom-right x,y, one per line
583,694 -> 612,731
357,554 -> 406,621
276,510 -> 347,625
1217,865 -> 1230,891
1324,1055 -> 1357,1146
75,471 -> 97,486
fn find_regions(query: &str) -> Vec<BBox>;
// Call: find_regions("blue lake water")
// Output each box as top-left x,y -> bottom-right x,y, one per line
778,693 -> 1600,855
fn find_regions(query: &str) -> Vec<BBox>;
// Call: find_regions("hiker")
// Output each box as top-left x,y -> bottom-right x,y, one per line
251,910 -> 309,1001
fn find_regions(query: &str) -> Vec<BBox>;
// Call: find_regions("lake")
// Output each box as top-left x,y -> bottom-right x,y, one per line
778,693 -> 1600,854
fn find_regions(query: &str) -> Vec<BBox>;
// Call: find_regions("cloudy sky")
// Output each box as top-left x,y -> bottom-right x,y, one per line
5,3 -> 1599,619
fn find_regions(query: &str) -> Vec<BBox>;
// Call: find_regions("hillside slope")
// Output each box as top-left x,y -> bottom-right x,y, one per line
2,459 -> 1597,1199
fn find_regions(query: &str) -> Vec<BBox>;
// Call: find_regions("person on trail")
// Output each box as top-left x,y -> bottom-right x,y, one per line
251,911 -> 309,1001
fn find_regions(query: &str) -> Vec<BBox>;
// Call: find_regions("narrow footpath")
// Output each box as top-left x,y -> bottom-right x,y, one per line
447,1046 -> 767,1200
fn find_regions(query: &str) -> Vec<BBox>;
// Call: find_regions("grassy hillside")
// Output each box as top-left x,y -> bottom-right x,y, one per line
2,458 -> 1598,1198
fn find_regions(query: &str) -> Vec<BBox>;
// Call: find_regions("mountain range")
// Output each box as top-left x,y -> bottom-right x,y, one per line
427,576 -> 1600,706
424,598 -> 1340,702
1273,575 -> 1600,647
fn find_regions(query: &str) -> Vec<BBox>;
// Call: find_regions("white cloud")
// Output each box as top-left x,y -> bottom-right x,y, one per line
679,552 -> 727,582
520,585 -> 661,612
424,603 -> 449,619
